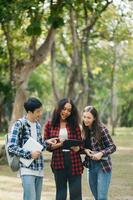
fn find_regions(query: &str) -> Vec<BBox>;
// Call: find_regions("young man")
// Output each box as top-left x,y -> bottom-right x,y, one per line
8,97 -> 56,200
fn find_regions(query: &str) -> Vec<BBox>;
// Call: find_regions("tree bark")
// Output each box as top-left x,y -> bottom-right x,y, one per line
50,42 -> 60,102
1,23 -> 15,86
67,7 -> 83,100
111,44 -> 120,135
9,26 -> 56,129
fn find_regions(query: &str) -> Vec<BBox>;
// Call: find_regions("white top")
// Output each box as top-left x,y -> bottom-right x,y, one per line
20,121 -> 44,177
59,128 -> 68,139
59,128 -> 70,152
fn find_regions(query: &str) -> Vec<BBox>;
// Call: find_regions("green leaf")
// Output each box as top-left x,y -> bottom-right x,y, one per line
26,20 -> 41,36
47,16 -> 64,29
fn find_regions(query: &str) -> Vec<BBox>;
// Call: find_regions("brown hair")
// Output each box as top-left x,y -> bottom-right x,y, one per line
82,106 -> 102,142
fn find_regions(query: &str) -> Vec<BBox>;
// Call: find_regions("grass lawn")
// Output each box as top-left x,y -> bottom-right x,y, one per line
0,128 -> 133,200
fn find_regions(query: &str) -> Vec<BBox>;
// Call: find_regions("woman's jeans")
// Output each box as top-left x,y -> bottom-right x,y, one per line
53,151 -> 82,200
88,160 -> 111,200
21,175 -> 43,200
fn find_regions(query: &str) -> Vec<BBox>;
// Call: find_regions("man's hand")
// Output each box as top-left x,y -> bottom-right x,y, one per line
31,151 -> 41,159
46,138 -> 58,145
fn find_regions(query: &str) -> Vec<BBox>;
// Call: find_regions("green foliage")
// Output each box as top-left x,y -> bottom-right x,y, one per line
26,20 -> 42,36
16,0 -> 45,34
47,16 -> 64,29
118,61 -> 133,126
28,64 -> 53,107
47,1 -> 66,29
0,0 -> 15,22
120,96 -> 133,127
85,2 -> 133,127
0,79 -> 14,132
0,0 -> 132,128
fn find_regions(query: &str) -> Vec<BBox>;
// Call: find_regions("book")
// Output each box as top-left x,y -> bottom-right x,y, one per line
20,137 -> 43,167
62,139 -> 82,149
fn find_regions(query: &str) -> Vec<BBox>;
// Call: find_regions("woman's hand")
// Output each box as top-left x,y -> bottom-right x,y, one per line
70,146 -> 80,152
84,149 -> 93,157
51,138 -> 65,150
51,142 -> 62,150
91,152 -> 103,160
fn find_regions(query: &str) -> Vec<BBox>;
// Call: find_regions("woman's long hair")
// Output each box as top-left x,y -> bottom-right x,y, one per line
51,98 -> 80,133
82,106 -> 102,142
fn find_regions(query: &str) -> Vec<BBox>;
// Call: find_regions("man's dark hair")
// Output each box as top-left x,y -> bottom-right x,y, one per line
24,97 -> 42,113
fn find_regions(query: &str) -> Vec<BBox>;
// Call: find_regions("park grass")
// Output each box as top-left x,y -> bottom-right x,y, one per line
0,128 -> 133,199
109,130 -> 133,199
109,150 -> 133,199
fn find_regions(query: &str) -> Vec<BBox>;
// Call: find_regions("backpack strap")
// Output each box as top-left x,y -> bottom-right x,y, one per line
17,119 -> 25,147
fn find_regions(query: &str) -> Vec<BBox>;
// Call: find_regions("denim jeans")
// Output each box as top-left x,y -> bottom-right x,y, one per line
21,175 -> 43,200
88,160 -> 111,200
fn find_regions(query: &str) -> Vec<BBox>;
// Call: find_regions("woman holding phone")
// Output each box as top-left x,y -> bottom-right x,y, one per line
82,106 -> 116,200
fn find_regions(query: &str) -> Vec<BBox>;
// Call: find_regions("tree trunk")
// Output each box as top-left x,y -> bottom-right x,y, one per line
9,85 -> 27,130
111,44 -> 120,135
67,7 -> 83,100
50,42 -> 60,102
9,26 -> 56,129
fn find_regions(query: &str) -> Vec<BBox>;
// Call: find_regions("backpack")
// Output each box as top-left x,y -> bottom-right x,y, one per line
5,119 -> 24,172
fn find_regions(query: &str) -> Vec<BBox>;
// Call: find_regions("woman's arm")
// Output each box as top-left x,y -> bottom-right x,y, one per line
100,127 -> 116,156
44,120 -> 62,151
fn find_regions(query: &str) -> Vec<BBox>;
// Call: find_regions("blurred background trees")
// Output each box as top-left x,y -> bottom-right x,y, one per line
0,0 -> 133,134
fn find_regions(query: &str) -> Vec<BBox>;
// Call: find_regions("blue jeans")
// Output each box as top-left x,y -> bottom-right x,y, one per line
88,160 -> 111,200
21,175 -> 43,200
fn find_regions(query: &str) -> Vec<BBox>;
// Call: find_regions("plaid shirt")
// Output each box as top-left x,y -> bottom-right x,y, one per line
8,117 -> 46,171
84,125 -> 116,172
44,120 -> 84,175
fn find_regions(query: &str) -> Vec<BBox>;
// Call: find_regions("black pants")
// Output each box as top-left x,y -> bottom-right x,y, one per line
53,152 -> 82,200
